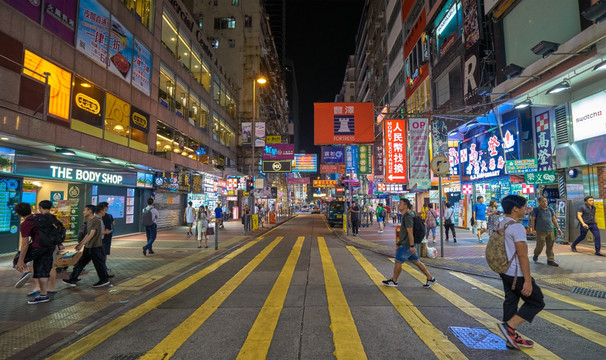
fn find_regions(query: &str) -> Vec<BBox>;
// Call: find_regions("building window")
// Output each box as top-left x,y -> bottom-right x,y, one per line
119,0 -> 154,30
211,39 -> 219,48
156,122 -> 201,160
191,51 -> 211,92
245,15 -> 252,28
175,81 -> 188,118
161,13 -> 179,57
177,33 -> 192,71
228,39 -> 236,48
159,66 -> 175,110
199,101 -> 210,130
232,0 -> 239,5
188,93 -> 201,127
214,17 -> 236,29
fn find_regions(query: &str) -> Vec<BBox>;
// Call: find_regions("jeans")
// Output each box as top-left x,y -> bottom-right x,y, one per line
572,223 -> 601,253
444,223 -> 456,240
500,274 -> 545,323
351,219 -> 360,234
70,247 -> 108,282
144,223 -> 157,251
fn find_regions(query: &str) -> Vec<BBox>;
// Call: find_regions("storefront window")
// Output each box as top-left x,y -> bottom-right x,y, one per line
159,66 -> 175,109
156,121 -> 175,152
178,33 -> 192,71
175,80 -> 188,117
188,93 -> 200,127
161,12 -> 178,57
213,114 -> 219,141
120,0 -> 154,30
226,93 -> 236,118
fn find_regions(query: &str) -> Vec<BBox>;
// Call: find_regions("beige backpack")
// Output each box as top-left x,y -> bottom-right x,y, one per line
485,220 -> 518,277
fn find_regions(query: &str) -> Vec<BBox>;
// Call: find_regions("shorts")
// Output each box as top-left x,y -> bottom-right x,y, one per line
395,246 -> 419,264
187,222 -> 195,227
13,246 -> 55,278
476,220 -> 487,229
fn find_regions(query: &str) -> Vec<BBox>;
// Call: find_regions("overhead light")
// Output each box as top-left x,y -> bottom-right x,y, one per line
582,0 -> 606,23
503,63 -> 525,79
546,81 -> 570,94
113,124 -> 124,131
531,41 -> 559,58
514,99 -> 532,109
96,157 -> 112,164
0,137 -> 9,141
593,59 -> 606,71
125,163 -> 136,170
80,82 -> 92,88
55,147 -> 76,156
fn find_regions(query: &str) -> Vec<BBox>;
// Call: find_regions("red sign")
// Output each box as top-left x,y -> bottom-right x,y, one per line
522,183 -> 535,194
287,177 -> 310,185
232,206 -> 239,220
314,102 -> 375,145
335,187 -> 345,193
313,180 -> 337,188
384,119 -> 407,183
320,164 -> 338,173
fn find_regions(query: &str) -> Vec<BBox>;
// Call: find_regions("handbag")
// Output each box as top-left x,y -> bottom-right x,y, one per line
206,227 -> 214,236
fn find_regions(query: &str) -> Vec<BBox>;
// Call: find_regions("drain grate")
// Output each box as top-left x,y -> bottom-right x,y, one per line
571,287 -> 606,298
111,353 -> 145,360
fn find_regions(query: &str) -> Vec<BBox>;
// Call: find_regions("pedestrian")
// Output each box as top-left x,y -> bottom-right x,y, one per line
63,205 -> 110,288
142,198 -> 160,256
222,204 -> 228,223
242,205 -> 251,232
443,203 -> 457,243
382,198 -> 436,288
368,204 -> 375,225
349,201 -> 361,235
425,204 -> 438,243
496,195 -> 544,349
376,203 -> 385,233
420,203 -> 429,222
184,201 -> 196,237
529,197 -> 562,266
486,199 -> 500,236
397,209 -> 402,223
98,201 -> 115,277
571,196 -> 603,256
215,204 -> 224,229
473,195 -> 488,242
385,204 -> 392,225
13,202 -> 57,304
196,205 -> 209,248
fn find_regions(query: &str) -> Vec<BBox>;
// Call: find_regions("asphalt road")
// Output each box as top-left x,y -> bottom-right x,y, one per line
40,215 -> 606,359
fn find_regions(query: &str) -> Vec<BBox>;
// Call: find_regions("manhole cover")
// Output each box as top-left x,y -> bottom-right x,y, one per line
571,287 -> 606,298
449,326 -> 507,350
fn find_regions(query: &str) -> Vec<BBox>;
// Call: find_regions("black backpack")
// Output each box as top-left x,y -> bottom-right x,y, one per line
141,208 -> 154,227
406,212 -> 426,244
29,213 -> 66,247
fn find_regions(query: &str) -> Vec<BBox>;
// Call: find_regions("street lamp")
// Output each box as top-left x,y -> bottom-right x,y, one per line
250,76 -> 267,212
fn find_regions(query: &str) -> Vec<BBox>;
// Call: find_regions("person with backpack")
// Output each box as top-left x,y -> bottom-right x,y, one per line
13,202 -> 60,304
63,205 -> 110,288
425,204 -> 438,243
530,196 -> 562,266
382,198 -> 436,288
142,198 -> 160,256
494,195 -> 544,349
376,203 -> 386,233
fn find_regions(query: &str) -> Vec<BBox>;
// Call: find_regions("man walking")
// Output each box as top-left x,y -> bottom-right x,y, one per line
382,198 -> 436,288
571,196 -> 603,256
473,196 -> 488,242
349,201 -> 361,236
376,203 -> 385,233
63,205 -> 109,288
496,195 -> 545,349
443,203 -> 456,243
184,201 -> 196,237
530,197 -> 562,266
97,202 -> 115,276
215,204 -> 224,229
142,198 -> 160,256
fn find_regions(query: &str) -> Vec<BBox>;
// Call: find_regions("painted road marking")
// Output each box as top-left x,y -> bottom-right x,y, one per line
394,262 -> 560,359
349,248 -> 467,360
46,239 -> 262,360
236,236 -> 305,359
450,272 -> 606,349
540,288 -> 606,317
318,237 -> 367,359
139,236 -> 285,360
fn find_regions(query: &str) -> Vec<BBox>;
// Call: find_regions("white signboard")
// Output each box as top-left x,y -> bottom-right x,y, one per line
570,91 -> 606,142
408,118 -> 430,181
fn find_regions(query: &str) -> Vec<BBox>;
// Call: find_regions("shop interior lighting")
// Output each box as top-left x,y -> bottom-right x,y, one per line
55,147 -> 76,156
1,137 -> 9,141
514,98 -> 532,109
546,80 -> 571,94
113,125 -> 124,131
96,157 -> 112,164
593,59 -> 606,71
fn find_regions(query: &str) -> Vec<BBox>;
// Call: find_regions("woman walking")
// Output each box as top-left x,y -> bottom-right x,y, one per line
197,205 -> 209,248
425,204 -> 438,243
486,199 -> 500,236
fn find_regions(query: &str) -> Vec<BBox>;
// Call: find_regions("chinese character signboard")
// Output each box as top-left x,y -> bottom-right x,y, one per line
43,0 -> 77,45
408,118 -> 429,182
108,16 -> 133,83
132,39 -> 151,96
292,154 -> 317,172
358,145 -> 372,174
321,146 -> 345,163
345,145 -> 359,173
314,102 -> 375,144
313,180 -> 337,188
506,159 -> 538,174
77,0 -> 111,68
374,136 -> 384,176
266,135 -> 281,144
384,119 -> 407,183
460,120 -> 519,182
320,164 -> 339,174
262,144 -> 295,160
525,171 -> 556,185
534,111 -> 553,171
448,146 -> 460,176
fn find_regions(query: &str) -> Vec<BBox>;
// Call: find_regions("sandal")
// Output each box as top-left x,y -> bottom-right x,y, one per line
27,290 -> 40,297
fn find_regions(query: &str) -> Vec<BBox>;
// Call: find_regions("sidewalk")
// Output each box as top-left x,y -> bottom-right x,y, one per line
337,221 -> 606,293
0,215 -> 294,360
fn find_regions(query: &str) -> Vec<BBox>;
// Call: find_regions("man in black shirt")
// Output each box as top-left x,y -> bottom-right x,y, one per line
349,201 -> 360,236
98,202 -> 115,276
571,196 -> 603,256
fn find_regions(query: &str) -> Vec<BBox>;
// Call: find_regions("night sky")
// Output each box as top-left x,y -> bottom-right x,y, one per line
285,0 -> 364,154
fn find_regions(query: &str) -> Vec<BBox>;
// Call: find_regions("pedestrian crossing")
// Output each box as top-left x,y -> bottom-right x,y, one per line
44,231 -> 606,360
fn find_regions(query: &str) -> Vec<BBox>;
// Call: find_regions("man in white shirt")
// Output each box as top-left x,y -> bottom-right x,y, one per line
497,195 -> 545,350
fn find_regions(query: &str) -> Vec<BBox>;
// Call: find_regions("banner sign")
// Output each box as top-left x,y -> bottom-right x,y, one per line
287,177 -> 310,185
431,119 -> 448,157
525,171 -> 557,185
263,144 -> 295,160
313,180 -> 337,188
570,91 -> 606,142
255,122 -> 266,147
262,160 -> 291,173
345,145 -> 359,173
132,39 -> 152,96
321,146 -> 345,163
374,135 -> 384,176
77,0 -> 110,67
43,0 -> 77,45
242,122 -> 252,145
108,16 -> 133,82
384,119 -> 407,183
314,102 -> 375,144
506,159 -> 538,174
320,164 -> 339,174
408,118 -> 429,181
534,111 -> 553,171
358,145 -> 372,174
266,135 -> 281,144
292,154 -> 317,172
460,120 -> 519,182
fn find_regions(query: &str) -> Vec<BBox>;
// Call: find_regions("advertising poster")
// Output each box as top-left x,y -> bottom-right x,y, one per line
595,199 -> 605,230
76,0 -> 110,67
71,76 -> 105,127
255,122 -> 266,147
0,148 -> 15,173
3,0 -> 41,23
130,105 -> 150,133
570,91 -> 606,142
534,111 -> 553,171
431,119 -> 448,157
105,93 -> 130,135
314,102 -> 374,144
463,0 -> 480,49
321,146 -> 345,163
108,16 -> 133,82
242,122 -> 252,145
132,39 -> 151,96
345,145 -> 359,173
0,177 -> 21,235
408,118 -> 430,181
98,195 -> 125,218
263,144 -> 295,160
43,0 -> 77,45
358,145 -> 372,174
384,119 -> 407,183
292,154 -> 317,173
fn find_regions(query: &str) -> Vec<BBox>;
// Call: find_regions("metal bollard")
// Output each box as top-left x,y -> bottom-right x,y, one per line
215,219 -> 219,250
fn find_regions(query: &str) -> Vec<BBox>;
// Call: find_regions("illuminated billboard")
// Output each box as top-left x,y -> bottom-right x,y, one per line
314,102 -> 375,144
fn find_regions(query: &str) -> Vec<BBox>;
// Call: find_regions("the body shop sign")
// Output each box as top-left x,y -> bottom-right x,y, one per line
50,166 -> 123,184
570,91 -> 606,142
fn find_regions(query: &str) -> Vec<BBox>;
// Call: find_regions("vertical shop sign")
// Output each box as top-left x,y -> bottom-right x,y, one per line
431,119 -> 448,157
67,183 -> 84,240
463,0 -> 480,49
132,39 -> 152,96
242,122 -> 252,145
448,146 -> 460,176
408,118 -> 430,181
358,145 -> 372,174
345,145 -> 359,173
76,0 -> 111,67
255,122 -> 266,147
384,119 -> 407,183
43,0 -> 77,45
108,16 -> 133,82
374,134 -> 384,176
535,111 -> 553,171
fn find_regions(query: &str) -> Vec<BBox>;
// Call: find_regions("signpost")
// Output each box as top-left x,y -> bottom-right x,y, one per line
431,155 -> 449,258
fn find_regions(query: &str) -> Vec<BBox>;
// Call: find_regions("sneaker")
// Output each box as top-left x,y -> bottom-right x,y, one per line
512,333 -> 534,348
532,255 -> 539,262
382,279 -> 398,287
423,277 -> 436,288
28,295 -> 50,304
571,245 -> 577,252
547,260 -> 559,267
142,246 -> 147,256
15,271 -> 33,288
148,250 -> 155,254
596,252 -> 605,257
454,238 -> 457,243
498,322 -> 519,349
92,280 -> 110,288
62,279 -> 77,287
